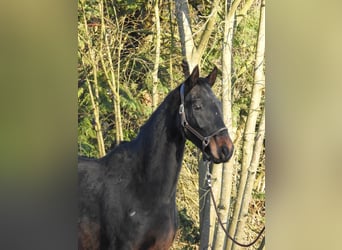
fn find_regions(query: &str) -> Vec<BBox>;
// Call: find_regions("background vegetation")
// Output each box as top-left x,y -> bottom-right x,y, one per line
78,0 -> 265,249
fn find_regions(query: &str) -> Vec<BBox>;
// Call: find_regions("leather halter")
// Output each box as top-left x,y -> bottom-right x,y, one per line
179,84 -> 228,151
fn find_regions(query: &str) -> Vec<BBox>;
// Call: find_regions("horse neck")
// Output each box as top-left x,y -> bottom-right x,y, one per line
136,89 -> 185,200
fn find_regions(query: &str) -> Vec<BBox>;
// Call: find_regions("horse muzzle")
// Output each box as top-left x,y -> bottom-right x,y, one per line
207,134 -> 234,163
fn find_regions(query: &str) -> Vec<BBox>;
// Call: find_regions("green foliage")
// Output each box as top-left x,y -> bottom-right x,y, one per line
78,116 -> 98,157
178,208 -> 200,246
253,191 -> 265,200
232,8 -> 261,124
115,0 -> 147,14
78,0 -> 188,156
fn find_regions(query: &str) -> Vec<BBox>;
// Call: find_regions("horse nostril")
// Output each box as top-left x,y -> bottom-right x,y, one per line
221,146 -> 229,159
220,144 -> 233,161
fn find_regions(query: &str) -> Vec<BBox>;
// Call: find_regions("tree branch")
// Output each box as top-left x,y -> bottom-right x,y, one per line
196,0 -> 221,60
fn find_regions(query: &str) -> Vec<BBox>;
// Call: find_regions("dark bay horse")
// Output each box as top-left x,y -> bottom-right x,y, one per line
78,66 -> 234,250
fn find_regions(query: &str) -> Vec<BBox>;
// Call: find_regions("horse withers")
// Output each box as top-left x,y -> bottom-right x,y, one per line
78,65 -> 234,250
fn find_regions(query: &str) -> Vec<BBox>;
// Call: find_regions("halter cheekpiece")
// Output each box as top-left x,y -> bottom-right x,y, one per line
179,84 -> 228,151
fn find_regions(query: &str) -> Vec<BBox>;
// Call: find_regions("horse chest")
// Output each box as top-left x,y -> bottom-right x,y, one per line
108,196 -> 175,250
132,207 -> 177,250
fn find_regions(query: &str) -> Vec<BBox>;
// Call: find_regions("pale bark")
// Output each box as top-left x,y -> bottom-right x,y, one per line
80,3 -> 106,157
254,171 -> 265,193
98,1 -> 123,144
152,0 -> 161,111
196,0 -> 221,60
236,0 -> 255,26
175,0 -> 221,71
91,67 -> 106,157
168,0 -> 174,87
226,0 -> 244,27
115,14 -> 124,142
212,0 -> 236,248
109,4 -> 125,143
227,1 -> 265,249
234,108 -> 265,250
198,161 -> 211,249
199,160 -> 223,249
175,0 -> 197,71
85,75 -> 106,157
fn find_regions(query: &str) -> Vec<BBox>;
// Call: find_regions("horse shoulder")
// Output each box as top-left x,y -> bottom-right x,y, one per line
78,158 -> 104,250
78,158 -> 104,198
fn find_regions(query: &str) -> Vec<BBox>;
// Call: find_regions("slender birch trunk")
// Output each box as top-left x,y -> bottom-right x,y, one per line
168,0 -> 174,88
91,65 -> 106,157
175,0 -> 220,71
98,1 -> 123,144
174,2 -> 217,243
85,75 -> 106,157
236,0 -> 255,26
114,10 -> 124,142
196,0 -> 221,60
80,3 -> 106,157
174,1 -> 242,248
227,1 -> 265,249
234,108 -> 265,250
212,0 -> 235,248
199,161 -> 222,249
152,0 -> 161,111
175,0 -> 197,71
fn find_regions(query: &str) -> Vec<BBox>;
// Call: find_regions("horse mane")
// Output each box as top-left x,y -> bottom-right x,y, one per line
137,86 -> 181,136
99,85 -> 182,164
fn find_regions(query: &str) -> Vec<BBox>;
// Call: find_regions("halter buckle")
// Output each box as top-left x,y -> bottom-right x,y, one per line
179,104 -> 188,127
202,137 -> 210,148
179,104 -> 184,115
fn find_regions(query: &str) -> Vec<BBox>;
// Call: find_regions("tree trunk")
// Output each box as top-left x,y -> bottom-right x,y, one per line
236,0 -> 255,26
175,0 -> 197,71
99,1 -> 123,144
175,0 -> 220,71
85,75 -> 106,157
234,108 -> 265,250
199,160 -> 222,249
174,1 -> 241,248
196,0 -> 221,60
168,0 -> 175,88
152,0 -> 161,111
114,12 -> 124,142
227,1 -> 265,249
212,0 -> 235,248
80,3 -> 106,157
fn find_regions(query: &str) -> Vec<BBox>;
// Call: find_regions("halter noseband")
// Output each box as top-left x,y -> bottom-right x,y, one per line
179,84 -> 228,151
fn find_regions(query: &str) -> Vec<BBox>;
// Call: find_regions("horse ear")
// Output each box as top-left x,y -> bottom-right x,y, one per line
206,66 -> 218,87
184,65 -> 199,92
189,65 -> 199,85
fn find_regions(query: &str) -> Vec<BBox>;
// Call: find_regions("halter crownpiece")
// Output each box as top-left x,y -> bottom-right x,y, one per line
179,84 -> 228,151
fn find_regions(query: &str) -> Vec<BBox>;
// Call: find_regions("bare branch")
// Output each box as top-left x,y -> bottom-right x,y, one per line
196,0 -> 221,60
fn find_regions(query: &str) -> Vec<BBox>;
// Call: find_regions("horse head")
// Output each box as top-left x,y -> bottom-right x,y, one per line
180,65 -> 234,163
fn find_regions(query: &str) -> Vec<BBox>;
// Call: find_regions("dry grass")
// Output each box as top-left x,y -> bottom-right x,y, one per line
171,143 -> 200,249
